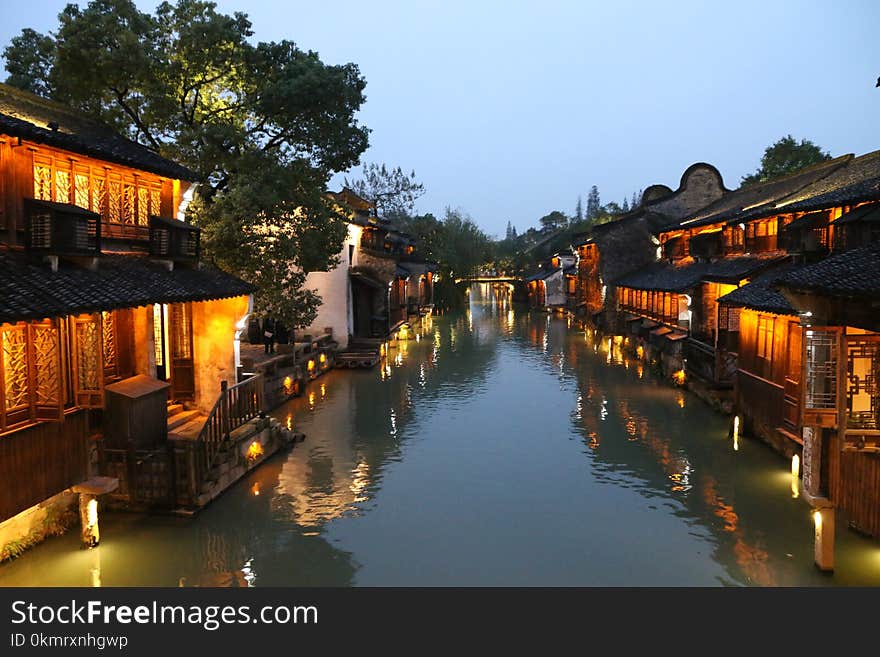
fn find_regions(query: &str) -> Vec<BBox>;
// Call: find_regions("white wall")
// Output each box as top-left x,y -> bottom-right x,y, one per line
545,270 -> 567,307
301,223 -> 362,348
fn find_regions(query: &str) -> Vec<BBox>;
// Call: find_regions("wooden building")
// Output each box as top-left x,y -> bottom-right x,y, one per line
0,84 -> 255,554
525,252 -> 576,311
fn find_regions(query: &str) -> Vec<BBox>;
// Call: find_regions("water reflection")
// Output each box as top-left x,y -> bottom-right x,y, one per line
2,284 -> 879,586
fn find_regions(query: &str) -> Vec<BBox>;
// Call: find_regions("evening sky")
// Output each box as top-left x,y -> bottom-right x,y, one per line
2,0 -> 878,236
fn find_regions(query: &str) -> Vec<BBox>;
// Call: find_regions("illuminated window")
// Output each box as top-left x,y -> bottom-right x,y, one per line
805,329 -> 838,410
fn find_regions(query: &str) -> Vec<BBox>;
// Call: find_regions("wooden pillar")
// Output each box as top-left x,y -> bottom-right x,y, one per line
79,493 -> 99,548
813,506 -> 835,572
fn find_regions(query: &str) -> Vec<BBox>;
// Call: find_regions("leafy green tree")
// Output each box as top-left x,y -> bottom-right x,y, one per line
741,135 -> 832,187
3,0 -> 369,328
344,162 -> 425,219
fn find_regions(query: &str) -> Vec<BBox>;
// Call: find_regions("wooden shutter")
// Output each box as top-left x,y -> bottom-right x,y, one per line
29,319 -> 63,421
1,323 -> 30,429
71,313 -> 104,407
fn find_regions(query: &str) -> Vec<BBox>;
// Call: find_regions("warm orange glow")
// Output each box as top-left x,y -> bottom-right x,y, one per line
672,369 -> 686,385
398,325 -> 409,340
319,353 -> 327,364
307,359 -> 315,372
791,454 -> 800,499
636,346 -> 644,359
252,482 -> 261,496
246,441 -> 264,461
283,375 -> 293,395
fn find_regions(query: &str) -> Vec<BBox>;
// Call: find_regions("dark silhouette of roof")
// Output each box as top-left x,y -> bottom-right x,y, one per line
0,83 -> 197,181
0,248 -> 252,324
777,243 -> 880,299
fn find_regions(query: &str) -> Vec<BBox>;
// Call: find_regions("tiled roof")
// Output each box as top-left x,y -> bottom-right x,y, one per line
615,261 -> 709,292
0,249 -> 253,324
702,254 -> 789,283
834,203 -> 880,225
616,255 -> 788,291
678,156 -> 850,230
716,264 -> 800,315
772,150 -> 880,214
525,267 -> 560,282
776,243 -> 880,299
0,83 -> 198,181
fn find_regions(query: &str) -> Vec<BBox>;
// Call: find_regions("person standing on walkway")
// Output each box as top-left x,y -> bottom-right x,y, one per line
263,315 -> 276,354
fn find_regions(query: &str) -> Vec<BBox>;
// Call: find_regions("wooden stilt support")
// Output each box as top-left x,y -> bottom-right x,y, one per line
813,506 -> 835,572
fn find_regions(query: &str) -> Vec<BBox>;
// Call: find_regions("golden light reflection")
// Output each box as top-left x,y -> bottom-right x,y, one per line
246,440 -> 264,461
251,482 -> 261,496
676,393 -> 685,408
286,414 -> 293,431
636,345 -> 644,359
320,382 -> 327,398
791,454 -> 800,499
732,415 -> 740,451
308,391 -> 316,408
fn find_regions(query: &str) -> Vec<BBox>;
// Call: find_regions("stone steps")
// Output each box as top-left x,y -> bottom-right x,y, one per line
167,409 -> 202,431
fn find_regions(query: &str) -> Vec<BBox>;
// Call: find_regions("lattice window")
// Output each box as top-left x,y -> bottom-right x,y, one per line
846,338 -> 879,429
34,164 -> 52,200
102,311 -> 118,380
74,173 -> 90,209
54,169 -> 70,204
2,326 -> 28,412
122,184 -> 135,224
1,321 -> 62,430
137,186 -> 149,226
170,303 -> 192,360
32,324 -> 60,407
153,304 -> 165,368
75,317 -> 101,392
92,177 -> 106,216
109,179 -> 122,222
150,188 -> 161,216
805,329 -> 838,410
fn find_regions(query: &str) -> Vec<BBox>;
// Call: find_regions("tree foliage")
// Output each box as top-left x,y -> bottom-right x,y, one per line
344,162 -> 425,220
3,0 -> 370,328
741,135 -> 832,187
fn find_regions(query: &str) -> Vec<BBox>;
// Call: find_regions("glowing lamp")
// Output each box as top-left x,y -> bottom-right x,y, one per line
246,441 -> 264,461
319,353 -> 327,364
672,369 -> 686,385
636,346 -> 644,359
813,510 -> 822,531
307,359 -> 315,372
283,375 -> 293,395
791,454 -> 800,478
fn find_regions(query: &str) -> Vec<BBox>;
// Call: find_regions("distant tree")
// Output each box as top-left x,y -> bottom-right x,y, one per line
586,186 -> 601,221
344,162 -> 425,219
510,224 -> 517,238
631,190 -> 641,209
574,195 -> 584,223
741,135 -> 832,187
621,197 -> 630,213
539,210 -> 568,231
505,220 -> 514,240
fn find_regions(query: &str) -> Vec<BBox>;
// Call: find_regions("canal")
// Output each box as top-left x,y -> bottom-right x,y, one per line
1,284 -> 879,586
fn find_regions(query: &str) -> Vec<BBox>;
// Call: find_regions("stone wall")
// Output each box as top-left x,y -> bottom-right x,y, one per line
192,295 -> 250,413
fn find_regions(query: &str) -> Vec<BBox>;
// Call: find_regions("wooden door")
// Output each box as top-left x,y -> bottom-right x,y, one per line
169,302 -> 195,401
783,320 -> 802,431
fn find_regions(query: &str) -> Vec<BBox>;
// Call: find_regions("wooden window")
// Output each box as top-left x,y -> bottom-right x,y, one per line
169,303 -> 192,360
70,314 -> 104,408
33,162 -> 52,201
757,315 -> 774,361
0,320 -> 63,432
845,337 -> 879,429
54,168 -> 71,204
74,170 -> 90,209
805,329 -> 838,410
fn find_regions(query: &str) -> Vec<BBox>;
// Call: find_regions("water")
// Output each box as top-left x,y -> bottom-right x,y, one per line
2,284 -> 879,586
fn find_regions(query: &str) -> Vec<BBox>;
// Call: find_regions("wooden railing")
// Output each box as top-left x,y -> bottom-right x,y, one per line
684,338 -> 736,387
198,375 -> 264,473
737,370 -> 785,434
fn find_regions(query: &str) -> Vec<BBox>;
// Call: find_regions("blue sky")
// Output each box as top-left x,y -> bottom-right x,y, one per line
2,0 -> 878,237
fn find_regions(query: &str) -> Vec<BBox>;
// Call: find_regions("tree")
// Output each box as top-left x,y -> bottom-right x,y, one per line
586,185 -> 601,221
574,195 -> 584,223
631,190 -> 641,209
741,135 -> 832,187
3,0 -> 369,329
505,220 -> 514,240
539,210 -> 567,231
344,162 -> 424,219
621,197 -> 630,213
